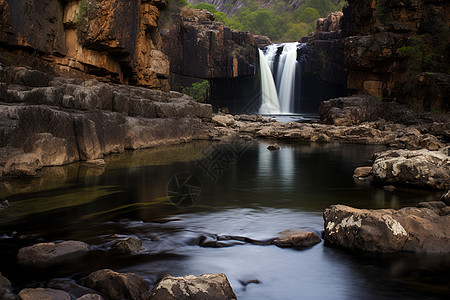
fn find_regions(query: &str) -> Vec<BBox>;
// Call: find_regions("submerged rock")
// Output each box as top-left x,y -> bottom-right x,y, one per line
323,204 -> 450,253
85,269 -> 149,300
18,288 -> 71,300
267,143 -> 281,151
0,200 -> 9,210
113,237 -> 145,254
371,147 -> 450,190
17,241 -> 89,265
47,279 -> 102,299
149,273 -> 236,300
273,230 -> 321,248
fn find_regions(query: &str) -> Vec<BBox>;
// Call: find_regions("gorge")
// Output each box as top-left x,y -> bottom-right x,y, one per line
0,0 -> 449,299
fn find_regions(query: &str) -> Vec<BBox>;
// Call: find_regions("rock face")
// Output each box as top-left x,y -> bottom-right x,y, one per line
18,288 -> 71,300
323,203 -> 450,253
161,8 -> 271,90
371,147 -> 450,190
0,64 -> 212,179
85,269 -> 149,300
0,0 -> 170,90
341,0 -> 450,111
272,230 -> 321,248
17,241 -> 90,265
300,11 -> 348,87
149,273 -> 237,300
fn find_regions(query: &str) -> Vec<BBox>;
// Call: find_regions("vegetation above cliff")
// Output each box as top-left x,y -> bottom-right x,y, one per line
172,0 -> 347,42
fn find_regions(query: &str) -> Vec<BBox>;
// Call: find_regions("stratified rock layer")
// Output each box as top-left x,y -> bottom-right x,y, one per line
0,0 -> 170,89
324,203 -> 450,253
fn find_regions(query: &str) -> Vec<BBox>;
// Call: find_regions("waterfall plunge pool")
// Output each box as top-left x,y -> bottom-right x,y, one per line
0,140 -> 448,299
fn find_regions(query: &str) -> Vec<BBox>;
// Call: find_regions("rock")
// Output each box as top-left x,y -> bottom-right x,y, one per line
371,148 -> 450,190
441,190 -> 450,206
323,204 -> 450,253
383,185 -> 396,192
267,143 -> 281,151
273,230 -> 321,248
353,167 -> 372,178
18,288 -> 71,300
0,200 -> 9,210
0,0 -> 170,89
113,237 -> 145,254
148,273 -> 237,300
0,272 -> 12,297
47,279 -> 102,299
212,115 -> 235,127
17,241 -> 90,265
85,269 -> 149,300
76,294 -> 104,300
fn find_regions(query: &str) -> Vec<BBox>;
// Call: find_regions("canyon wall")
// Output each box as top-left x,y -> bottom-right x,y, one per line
0,0 -> 170,90
341,0 -> 450,111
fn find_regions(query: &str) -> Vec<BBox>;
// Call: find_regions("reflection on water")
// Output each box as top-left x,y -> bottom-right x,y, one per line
0,141 -> 448,299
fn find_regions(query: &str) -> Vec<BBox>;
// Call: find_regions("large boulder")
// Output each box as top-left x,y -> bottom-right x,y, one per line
84,269 -> 149,300
323,204 -> 450,253
18,288 -> 71,300
371,147 -> 450,190
17,241 -> 90,265
148,273 -> 236,300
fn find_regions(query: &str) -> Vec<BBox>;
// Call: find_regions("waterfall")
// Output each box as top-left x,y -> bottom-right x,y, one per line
259,42 -> 304,114
258,48 -> 280,114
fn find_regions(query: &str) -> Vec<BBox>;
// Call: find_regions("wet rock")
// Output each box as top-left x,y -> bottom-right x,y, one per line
18,288 -> 71,300
441,190 -> 450,206
148,273 -> 236,300
76,294 -> 104,300
371,148 -> 450,190
0,200 -> 9,210
113,237 -> 145,254
323,204 -> 450,253
0,272 -> 12,297
212,115 -> 235,127
82,159 -> 106,168
47,279 -> 102,299
272,230 -> 321,248
353,167 -> 372,179
85,269 -> 149,300
383,185 -> 396,192
267,144 -> 281,151
17,241 -> 89,265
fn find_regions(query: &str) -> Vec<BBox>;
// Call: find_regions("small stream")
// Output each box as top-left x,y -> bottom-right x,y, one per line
0,140 -> 448,299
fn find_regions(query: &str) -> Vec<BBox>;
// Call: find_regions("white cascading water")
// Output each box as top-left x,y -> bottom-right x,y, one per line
259,42 -> 302,114
258,48 -> 281,114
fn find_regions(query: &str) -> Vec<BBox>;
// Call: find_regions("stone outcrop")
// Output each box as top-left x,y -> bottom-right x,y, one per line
149,273 -> 236,300
0,0 -> 170,90
17,240 -> 90,265
161,8 -> 271,90
18,288 -> 71,300
323,203 -> 450,253
371,147 -> 450,190
0,64 -> 212,179
85,269 -> 149,300
341,0 -> 450,111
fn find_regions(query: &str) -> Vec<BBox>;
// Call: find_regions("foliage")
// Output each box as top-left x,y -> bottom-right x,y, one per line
182,80 -> 210,102
375,0 -> 390,25
75,0 -> 89,25
192,0 -> 347,42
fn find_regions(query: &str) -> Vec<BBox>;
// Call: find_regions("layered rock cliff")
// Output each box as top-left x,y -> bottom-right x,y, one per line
341,0 -> 450,112
160,8 -> 271,90
0,0 -> 170,90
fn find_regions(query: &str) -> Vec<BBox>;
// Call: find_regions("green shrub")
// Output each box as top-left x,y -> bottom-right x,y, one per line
182,80 -> 210,102
375,0 -> 390,25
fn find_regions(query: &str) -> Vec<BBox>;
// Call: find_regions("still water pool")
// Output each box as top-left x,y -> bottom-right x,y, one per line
0,140 -> 448,299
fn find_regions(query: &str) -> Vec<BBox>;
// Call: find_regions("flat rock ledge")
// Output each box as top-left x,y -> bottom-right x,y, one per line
272,230 -> 321,248
18,288 -> 71,300
323,203 -> 450,253
17,240 -> 89,265
149,273 -> 237,300
359,147 -> 450,190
